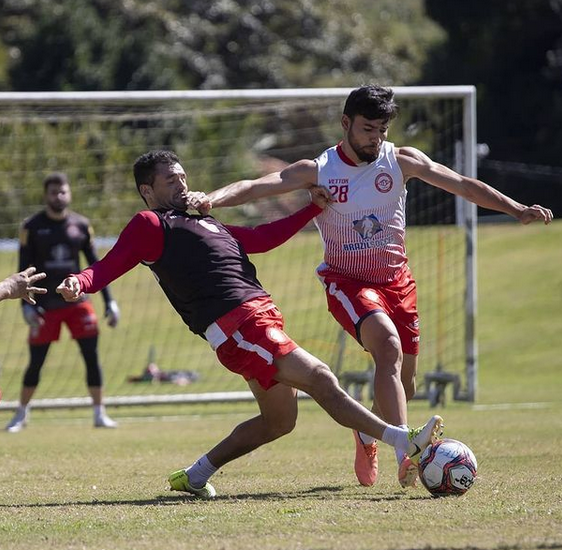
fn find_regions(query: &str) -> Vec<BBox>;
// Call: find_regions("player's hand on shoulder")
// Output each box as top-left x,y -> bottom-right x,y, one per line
518,204 -> 553,225
105,300 -> 120,328
56,276 -> 83,302
309,185 -> 333,209
185,191 -> 212,215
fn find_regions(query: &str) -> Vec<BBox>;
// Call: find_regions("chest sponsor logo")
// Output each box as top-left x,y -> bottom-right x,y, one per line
51,244 -> 70,261
343,214 -> 397,251
374,172 -> 393,193
45,243 -> 74,269
198,219 -> 220,233
352,214 -> 383,239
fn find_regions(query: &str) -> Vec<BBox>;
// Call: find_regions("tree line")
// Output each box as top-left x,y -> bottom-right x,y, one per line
1,0 -> 561,168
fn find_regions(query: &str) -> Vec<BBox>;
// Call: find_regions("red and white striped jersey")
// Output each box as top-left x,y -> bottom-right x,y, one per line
314,141 -> 408,284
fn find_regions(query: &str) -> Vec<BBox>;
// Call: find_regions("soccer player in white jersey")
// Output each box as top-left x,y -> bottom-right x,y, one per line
207,84 -> 553,489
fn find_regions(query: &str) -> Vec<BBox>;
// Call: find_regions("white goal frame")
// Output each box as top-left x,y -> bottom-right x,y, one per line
0,86 -> 478,409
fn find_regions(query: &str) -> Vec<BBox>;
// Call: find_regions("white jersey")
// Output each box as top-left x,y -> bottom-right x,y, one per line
314,141 -> 407,284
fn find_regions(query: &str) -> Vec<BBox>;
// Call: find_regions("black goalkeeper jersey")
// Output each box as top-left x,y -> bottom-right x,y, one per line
19,210 -> 111,311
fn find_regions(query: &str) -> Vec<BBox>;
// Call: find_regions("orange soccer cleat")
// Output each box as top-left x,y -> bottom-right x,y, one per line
353,430 -> 379,486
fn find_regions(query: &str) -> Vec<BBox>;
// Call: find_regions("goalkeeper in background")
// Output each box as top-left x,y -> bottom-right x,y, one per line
5,172 -> 120,432
206,84 -> 554,489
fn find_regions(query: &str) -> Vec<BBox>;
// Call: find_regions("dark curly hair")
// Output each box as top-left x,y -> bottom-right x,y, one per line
133,150 -> 180,198
343,85 -> 399,122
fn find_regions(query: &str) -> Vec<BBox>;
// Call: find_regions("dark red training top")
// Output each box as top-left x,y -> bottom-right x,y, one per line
75,204 -> 321,336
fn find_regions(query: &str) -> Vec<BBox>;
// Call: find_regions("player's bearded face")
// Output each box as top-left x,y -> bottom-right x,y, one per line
45,183 -> 71,213
346,116 -> 388,164
153,162 -> 190,210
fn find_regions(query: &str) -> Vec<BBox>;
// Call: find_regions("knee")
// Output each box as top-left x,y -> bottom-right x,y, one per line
266,414 -> 297,440
308,362 -> 341,398
366,334 -> 403,365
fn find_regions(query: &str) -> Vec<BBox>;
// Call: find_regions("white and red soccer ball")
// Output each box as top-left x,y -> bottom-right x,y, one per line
418,438 -> 477,497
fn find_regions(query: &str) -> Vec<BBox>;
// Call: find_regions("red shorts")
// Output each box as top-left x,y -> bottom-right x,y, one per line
29,301 -> 99,345
212,298 -> 298,390
317,268 -> 420,355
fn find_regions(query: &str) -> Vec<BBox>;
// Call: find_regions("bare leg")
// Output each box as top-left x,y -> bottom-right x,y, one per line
359,312 -> 407,426
401,353 -> 418,402
273,347 -> 391,440
369,354 -> 418,421
88,386 -> 102,406
207,380 -> 298,469
19,385 -> 36,407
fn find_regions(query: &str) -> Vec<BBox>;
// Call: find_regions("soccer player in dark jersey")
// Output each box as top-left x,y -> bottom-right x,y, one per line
5,173 -> 120,433
56,150 -> 443,499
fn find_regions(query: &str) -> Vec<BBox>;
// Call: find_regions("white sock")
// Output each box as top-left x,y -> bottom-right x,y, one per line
381,425 -> 409,459
93,405 -> 105,417
395,424 -> 409,464
18,405 -> 29,415
358,432 -> 376,445
186,455 -> 218,488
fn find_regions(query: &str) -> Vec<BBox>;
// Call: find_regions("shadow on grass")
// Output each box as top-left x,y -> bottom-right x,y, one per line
0,484 -> 433,507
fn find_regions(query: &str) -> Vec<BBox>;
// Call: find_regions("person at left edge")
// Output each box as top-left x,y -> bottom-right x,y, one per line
0,266 -> 47,405
5,172 -> 120,433
0,267 -> 46,303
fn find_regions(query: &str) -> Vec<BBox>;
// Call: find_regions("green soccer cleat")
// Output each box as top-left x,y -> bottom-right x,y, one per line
168,469 -> 216,500
407,415 -> 444,465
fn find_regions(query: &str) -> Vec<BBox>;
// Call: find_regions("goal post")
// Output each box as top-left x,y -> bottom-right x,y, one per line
0,86 -> 477,410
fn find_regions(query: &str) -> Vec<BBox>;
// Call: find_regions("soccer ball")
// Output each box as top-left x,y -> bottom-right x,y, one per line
418,438 -> 477,497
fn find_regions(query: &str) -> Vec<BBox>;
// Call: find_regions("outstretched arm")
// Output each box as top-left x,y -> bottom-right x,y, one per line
57,212 -> 164,302
226,186 -> 329,253
208,159 -> 321,208
81,222 -> 120,327
397,147 -> 553,224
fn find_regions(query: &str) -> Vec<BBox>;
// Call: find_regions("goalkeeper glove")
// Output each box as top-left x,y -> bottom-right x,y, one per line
105,300 -> 120,327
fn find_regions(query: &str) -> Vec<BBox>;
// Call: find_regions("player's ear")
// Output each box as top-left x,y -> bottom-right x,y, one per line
341,114 -> 352,132
139,183 -> 153,202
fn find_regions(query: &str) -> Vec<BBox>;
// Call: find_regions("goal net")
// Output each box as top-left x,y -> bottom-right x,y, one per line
0,87 -> 477,410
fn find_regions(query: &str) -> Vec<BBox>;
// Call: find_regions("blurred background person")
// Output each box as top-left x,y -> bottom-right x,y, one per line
5,173 -> 120,433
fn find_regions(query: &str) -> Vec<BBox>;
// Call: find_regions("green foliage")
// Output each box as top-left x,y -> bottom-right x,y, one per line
0,0 -> 443,91
0,100 -> 269,237
423,0 -> 562,166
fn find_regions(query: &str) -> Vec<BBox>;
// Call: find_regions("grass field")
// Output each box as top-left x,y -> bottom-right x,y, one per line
0,220 -> 561,550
